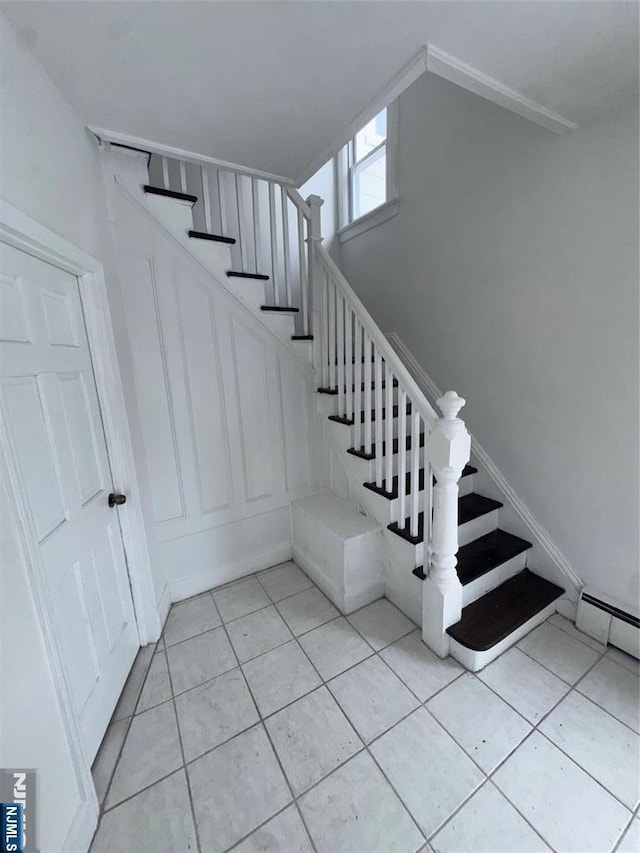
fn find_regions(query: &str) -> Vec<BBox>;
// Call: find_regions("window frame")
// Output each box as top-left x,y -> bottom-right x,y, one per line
337,100 -> 399,243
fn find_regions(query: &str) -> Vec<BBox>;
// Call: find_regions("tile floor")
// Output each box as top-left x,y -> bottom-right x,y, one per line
91,561 -> 640,853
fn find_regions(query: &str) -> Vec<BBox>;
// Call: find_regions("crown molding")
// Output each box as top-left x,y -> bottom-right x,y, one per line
296,47 -> 429,186
426,45 -> 578,136
88,126 -> 296,185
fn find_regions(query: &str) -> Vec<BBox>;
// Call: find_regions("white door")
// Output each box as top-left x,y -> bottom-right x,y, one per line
0,243 -> 139,761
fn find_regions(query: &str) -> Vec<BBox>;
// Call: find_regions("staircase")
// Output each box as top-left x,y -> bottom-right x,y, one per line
106,142 -> 565,671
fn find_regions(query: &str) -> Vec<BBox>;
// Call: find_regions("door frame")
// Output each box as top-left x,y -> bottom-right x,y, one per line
0,199 -> 159,845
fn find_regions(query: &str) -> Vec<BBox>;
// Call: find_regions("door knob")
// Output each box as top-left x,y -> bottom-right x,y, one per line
108,493 -> 127,508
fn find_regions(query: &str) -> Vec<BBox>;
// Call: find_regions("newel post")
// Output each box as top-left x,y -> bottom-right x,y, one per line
423,391 -> 471,658
305,194 -> 324,367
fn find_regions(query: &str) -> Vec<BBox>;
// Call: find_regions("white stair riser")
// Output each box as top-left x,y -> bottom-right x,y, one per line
458,509 -> 499,546
386,474 -> 475,520
461,551 -> 528,607
225,278 -> 267,312
385,527 -> 424,571
144,195 -> 194,232
189,241 -> 233,275
291,340 -> 314,365
261,313 -> 296,339
449,599 -> 557,671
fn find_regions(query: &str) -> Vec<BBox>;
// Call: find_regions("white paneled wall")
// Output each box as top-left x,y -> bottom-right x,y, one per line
109,182 -> 318,601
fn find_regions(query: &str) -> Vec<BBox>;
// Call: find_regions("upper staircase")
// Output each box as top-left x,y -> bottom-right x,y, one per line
106,142 -> 565,671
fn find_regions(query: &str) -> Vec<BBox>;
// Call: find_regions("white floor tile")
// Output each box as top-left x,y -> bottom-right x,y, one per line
242,640 -> 321,717
276,587 -> 339,636
548,613 -> 607,653
112,645 -> 154,721
188,725 -> 291,853
137,650 -> 171,713
348,598 -> 416,651
258,562 -> 313,602
163,594 -> 221,646
478,648 -> 569,724
227,606 -> 293,663
431,781 -> 549,853
606,646 -> 640,676
298,616 -> 373,680
380,630 -> 463,701
370,707 -> 483,838
266,686 -> 362,794
577,657 -> 640,733
92,717 -> 129,806
616,817 -> 640,853
91,770 -> 197,853
328,656 -> 419,743
540,691 -> 640,810
175,668 -> 259,762
106,701 -> 183,808
427,673 -> 531,773
213,577 -> 271,623
517,621 -> 601,684
166,627 -> 236,694
493,732 -> 631,852
298,751 -> 423,853
232,805 -> 313,853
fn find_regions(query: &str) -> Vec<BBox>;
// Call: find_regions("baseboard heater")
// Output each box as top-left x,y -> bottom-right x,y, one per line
577,590 -> 639,660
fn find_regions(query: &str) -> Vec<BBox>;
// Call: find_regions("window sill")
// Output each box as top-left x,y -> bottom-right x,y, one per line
337,198 -> 399,244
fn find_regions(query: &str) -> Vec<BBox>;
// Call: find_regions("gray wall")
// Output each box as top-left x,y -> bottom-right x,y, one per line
340,72 -> 639,609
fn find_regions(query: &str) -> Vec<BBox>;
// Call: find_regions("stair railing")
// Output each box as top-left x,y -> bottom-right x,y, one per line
313,242 -> 471,657
148,153 -> 314,335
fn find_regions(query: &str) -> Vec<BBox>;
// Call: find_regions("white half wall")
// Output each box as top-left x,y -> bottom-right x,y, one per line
339,71 -> 639,610
105,170 -> 319,602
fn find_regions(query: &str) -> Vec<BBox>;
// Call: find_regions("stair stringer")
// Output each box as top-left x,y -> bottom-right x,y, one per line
320,409 -> 425,626
101,148 -> 310,361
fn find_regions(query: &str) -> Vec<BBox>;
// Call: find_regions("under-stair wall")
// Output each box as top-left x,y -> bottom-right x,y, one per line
101,147 -> 318,614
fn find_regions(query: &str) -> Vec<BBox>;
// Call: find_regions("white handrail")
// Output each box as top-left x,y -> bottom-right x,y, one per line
314,243 -> 438,428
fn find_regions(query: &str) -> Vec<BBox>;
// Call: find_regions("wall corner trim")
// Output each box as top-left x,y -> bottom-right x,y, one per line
385,331 -> 583,594
426,44 -> 579,136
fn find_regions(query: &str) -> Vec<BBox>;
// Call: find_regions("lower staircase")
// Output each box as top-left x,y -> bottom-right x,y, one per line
107,143 -> 566,671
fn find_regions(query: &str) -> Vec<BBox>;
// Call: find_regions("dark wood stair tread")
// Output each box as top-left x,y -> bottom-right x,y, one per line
446,569 -> 564,651
347,432 -> 425,461
318,379 -> 398,395
227,271 -> 270,281
261,305 -> 299,313
387,492 -> 501,545
292,335 -> 313,341
189,230 -> 236,245
143,185 -> 197,204
364,464 -> 476,500
457,529 -> 532,586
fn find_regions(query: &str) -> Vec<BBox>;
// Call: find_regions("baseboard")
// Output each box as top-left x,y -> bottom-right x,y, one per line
63,796 -> 98,853
168,542 -> 292,602
577,588 -> 640,658
385,332 -> 583,600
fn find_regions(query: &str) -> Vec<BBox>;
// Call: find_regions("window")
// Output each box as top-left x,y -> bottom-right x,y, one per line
337,102 -> 398,241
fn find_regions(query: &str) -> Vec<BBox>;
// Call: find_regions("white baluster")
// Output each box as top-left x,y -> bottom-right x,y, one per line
364,334 -> 372,455
161,156 -> 170,189
234,174 -> 246,270
179,160 -> 187,194
354,322 -> 363,448
385,363 -> 393,492
398,389 -> 407,526
306,194 -> 324,356
345,307 -> 353,421
328,279 -> 336,390
281,187 -> 292,306
374,352 -> 383,486
201,166 -> 213,233
252,178 -> 261,273
321,273 -> 329,388
217,170 -> 227,235
268,182 -> 279,306
423,391 -> 471,658
410,410 -> 420,538
297,210 -> 308,330
337,293 -> 345,416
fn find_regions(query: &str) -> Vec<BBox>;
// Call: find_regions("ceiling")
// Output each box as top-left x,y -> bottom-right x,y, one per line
3,1 -> 638,183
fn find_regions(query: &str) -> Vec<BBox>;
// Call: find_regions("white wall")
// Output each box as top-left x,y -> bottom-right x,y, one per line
340,72 -> 639,610
300,157 -> 341,262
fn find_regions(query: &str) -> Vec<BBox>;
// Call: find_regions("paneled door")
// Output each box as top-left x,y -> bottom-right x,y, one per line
0,242 -> 139,761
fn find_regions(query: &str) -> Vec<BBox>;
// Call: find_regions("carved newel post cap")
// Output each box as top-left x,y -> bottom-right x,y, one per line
437,390 -> 466,421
